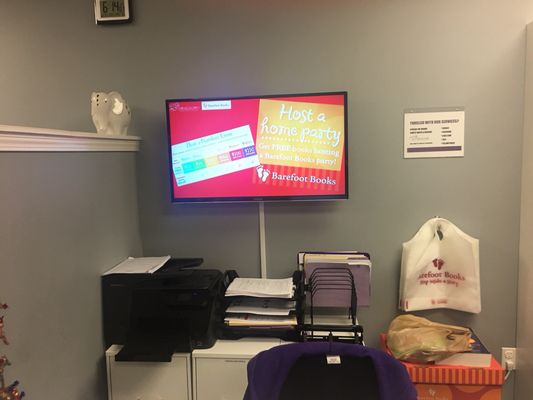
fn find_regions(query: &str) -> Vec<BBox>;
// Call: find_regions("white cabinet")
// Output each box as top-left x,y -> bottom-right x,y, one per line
106,339 -> 285,400
192,339 -> 284,400
106,345 -> 192,400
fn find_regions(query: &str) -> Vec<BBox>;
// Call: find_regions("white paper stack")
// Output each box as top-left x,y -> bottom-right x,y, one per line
103,256 -> 171,275
226,298 -> 296,316
225,277 -> 294,298
224,314 -> 297,327
224,277 -> 297,327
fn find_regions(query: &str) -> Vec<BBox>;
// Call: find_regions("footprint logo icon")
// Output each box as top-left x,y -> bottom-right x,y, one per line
256,165 -> 270,182
432,258 -> 445,270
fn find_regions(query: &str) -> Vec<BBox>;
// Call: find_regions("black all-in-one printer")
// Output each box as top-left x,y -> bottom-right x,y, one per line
101,258 -> 224,361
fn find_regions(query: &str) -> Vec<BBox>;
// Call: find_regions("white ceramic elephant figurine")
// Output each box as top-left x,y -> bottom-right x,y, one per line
91,91 -> 131,135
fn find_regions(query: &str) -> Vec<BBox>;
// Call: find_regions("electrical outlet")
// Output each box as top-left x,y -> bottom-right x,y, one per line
501,347 -> 517,370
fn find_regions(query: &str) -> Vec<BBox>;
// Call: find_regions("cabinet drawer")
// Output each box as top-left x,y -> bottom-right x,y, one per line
194,357 -> 249,400
106,345 -> 191,400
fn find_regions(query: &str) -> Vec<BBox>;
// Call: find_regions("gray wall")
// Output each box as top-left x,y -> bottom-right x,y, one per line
0,1 -> 530,399
516,21 -> 533,400
0,153 -> 142,398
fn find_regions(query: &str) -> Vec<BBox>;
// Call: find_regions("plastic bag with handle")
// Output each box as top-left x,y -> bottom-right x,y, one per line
399,217 -> 481,313
386,314 -> 472,363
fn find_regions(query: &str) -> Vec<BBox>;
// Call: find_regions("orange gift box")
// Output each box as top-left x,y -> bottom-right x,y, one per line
380,334 -> 504,400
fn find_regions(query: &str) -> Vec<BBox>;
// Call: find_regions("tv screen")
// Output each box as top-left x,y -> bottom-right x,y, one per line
166,91 -> 348,203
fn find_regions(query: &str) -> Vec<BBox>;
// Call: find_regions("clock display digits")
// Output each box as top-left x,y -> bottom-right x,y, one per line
100,1 -> 125,18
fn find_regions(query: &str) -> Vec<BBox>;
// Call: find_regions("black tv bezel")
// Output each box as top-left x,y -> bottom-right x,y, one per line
165,91 -> 349,203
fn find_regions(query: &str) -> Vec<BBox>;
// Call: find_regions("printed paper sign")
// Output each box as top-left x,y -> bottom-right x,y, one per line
404,110 -> 465,158
256,100 -> 345,171
171,125 -> 260,186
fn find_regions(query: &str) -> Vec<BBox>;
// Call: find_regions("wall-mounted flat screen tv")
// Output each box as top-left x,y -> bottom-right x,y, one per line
166,91 -> 348,203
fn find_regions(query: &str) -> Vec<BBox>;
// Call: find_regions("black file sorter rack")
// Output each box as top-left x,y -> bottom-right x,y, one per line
217,270 -> 305,342
300,267 -> 364,345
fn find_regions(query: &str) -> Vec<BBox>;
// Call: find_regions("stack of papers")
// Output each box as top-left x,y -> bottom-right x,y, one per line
224,314 -> 297,327
226,298 -> 296,316
224,277 -> 297,327
225,277 -> 294,298
103,256 -> 171,275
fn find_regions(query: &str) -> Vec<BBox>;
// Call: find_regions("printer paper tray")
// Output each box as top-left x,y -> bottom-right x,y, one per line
115,331 -> 191,362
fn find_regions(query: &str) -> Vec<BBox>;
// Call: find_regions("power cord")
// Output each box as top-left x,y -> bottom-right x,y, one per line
504,359 -> 514,381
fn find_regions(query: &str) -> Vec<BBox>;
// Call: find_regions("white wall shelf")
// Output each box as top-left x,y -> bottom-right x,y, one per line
0,124 -> 141,152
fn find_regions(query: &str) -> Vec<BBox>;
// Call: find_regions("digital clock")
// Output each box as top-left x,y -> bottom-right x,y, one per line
94,0 -> 132,24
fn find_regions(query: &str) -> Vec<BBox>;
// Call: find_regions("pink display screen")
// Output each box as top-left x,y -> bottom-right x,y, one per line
166,92 -> 348,202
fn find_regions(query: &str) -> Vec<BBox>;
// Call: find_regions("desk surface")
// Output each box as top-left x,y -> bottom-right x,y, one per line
192,338 -> 285,358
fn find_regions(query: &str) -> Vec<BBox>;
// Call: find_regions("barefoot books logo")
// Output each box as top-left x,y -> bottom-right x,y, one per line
432,258 -> 444,270
256,165 -> 271,182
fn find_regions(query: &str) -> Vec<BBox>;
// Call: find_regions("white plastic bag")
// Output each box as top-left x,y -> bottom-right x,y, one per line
399,217 -> 481,313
